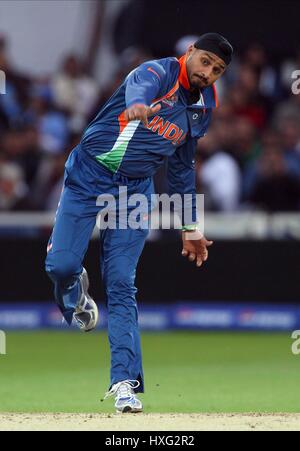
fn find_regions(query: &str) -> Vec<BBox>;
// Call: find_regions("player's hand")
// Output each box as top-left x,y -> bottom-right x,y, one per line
124,103 -> 161,127
182,230 -> 213,268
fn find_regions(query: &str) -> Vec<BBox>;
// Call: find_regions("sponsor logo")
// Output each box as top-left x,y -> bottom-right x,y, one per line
239,310 -> 296,329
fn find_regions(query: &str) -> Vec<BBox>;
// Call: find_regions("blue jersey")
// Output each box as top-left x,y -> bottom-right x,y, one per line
81,55 -> 218,225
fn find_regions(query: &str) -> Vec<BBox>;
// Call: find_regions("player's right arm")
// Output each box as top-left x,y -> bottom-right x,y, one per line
124,62 -> 166,126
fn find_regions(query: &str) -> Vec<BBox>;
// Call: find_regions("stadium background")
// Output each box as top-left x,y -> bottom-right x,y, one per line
1,0 -> 300,418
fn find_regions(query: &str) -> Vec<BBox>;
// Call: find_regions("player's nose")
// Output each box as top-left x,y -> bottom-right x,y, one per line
199,72 -> 209,84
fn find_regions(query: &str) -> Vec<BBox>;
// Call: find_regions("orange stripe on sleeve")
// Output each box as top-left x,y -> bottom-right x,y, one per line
147,67 -> 161,79
118,111 -> 129,134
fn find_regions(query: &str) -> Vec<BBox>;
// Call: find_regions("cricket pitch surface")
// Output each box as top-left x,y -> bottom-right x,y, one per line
0,413 -> 300,431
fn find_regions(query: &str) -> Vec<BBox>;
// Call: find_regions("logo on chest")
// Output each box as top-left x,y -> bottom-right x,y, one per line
162,93 -> 178,108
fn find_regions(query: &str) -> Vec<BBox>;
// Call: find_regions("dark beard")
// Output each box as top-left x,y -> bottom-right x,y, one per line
189,87 -> 201,104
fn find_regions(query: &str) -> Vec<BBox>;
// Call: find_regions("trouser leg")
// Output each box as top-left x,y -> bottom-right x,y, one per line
100,227 -> 148,393
45,172 -> 97,324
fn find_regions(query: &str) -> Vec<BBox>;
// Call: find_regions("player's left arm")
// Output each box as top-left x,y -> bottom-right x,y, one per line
167,138 -> 213,268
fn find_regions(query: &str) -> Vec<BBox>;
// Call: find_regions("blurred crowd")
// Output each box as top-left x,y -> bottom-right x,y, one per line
1,32 -> 300,212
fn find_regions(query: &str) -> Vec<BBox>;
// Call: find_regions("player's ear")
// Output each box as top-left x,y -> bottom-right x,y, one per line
186,44 -> 194,56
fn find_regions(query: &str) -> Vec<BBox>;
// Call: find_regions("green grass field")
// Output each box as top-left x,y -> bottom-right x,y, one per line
0,331 -> 299,413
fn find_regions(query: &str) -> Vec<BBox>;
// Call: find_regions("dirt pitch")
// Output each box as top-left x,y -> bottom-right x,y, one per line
0,413 -> 300,431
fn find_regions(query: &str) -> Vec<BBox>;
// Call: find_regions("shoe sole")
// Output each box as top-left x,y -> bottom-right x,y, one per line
84,297 -> 99,332
116,408 -> 143,414
116,405 -> 143,414
76,269 -> 99,332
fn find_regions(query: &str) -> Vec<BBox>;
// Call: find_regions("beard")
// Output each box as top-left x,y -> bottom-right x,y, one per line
190,74 -> 210,89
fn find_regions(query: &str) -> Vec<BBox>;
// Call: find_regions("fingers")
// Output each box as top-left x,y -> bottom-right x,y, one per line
142,112 -> 148,128
124,103 -> 160,127
182,249 -> 188,257
124,108 -> 136,122
142,103 -> 161,127
148,103 -> 161,116
124,105 -> 148,124
202,248 -> 208,262
182,251 -> 204,267
182,235 -> 213,267
182,249 -> 197,262
181,246 -> 210,267
196,256 -> 203,267
128,110 -> 136,121
188,253 -> 196,262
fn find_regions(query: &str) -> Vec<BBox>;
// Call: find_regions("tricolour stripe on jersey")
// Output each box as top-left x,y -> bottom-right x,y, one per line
96,112 -> 140,173
95,70 -> 181,173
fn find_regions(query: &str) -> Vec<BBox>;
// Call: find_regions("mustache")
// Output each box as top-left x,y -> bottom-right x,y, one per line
194,74 -> 209,85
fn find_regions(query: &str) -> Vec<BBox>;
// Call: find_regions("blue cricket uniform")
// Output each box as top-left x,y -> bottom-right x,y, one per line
45,54 -> 217,393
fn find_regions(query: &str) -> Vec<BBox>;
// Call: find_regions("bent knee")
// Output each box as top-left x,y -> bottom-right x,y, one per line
45,250 -> 81,281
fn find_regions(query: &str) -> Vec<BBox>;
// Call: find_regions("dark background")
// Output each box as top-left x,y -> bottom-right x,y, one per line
1,236 -> 299,303
114,0 -> 300,62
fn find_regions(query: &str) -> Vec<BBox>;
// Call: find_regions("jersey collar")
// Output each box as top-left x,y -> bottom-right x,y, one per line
177,54 -> 218,109
178,54 -> 190,90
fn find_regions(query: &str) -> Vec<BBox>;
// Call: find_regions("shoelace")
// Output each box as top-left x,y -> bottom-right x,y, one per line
104,380 -> 140,400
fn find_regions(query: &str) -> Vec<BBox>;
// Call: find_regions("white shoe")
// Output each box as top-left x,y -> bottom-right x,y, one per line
104,380 -> 143,413
73,268 -> 99,332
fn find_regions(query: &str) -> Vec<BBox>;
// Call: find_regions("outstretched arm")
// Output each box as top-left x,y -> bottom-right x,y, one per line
124,62 -> 166,126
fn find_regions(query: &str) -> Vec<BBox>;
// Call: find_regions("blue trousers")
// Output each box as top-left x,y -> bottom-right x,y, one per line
45,145 -> 154,393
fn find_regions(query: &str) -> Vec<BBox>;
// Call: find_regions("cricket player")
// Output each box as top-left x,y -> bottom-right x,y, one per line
45,33 -> 233,413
